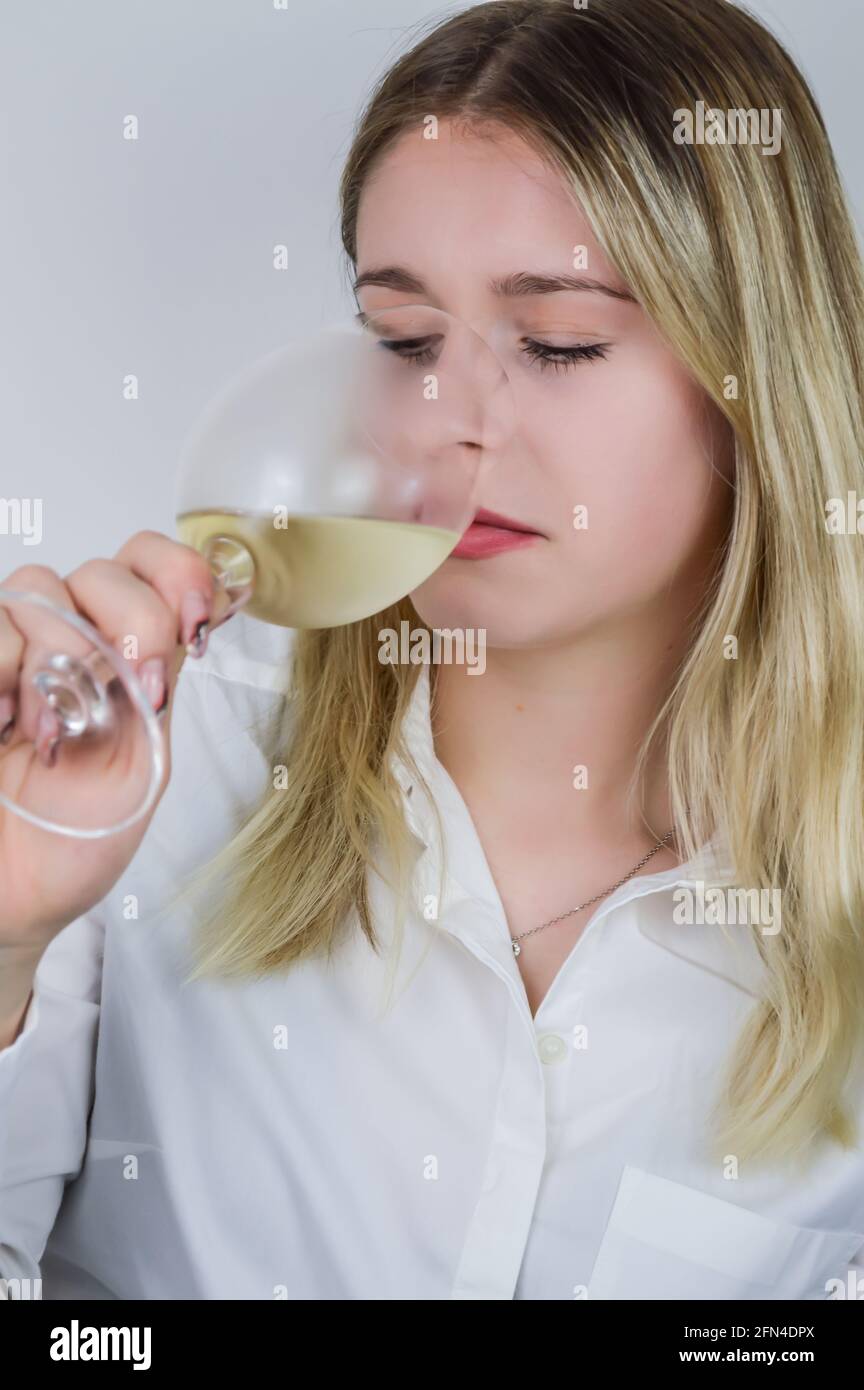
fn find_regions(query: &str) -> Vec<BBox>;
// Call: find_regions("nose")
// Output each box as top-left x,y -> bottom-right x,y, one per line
409,315 -> 515,457
354,307 -> 516,530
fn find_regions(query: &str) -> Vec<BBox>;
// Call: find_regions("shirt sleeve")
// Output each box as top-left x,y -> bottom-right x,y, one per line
0,612 -> 295,1299
0,910 -> 104,1293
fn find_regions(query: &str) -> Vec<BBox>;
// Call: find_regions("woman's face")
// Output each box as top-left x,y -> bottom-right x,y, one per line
354,120 -> 734,646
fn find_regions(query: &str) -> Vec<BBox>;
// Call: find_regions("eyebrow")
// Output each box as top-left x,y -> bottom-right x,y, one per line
352,266 -> 637,304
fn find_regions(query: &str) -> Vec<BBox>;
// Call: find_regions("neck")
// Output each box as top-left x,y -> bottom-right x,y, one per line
430,604 -> 692,856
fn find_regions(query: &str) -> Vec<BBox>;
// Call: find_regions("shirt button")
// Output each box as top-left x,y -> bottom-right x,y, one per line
537,1033 -> 568,1064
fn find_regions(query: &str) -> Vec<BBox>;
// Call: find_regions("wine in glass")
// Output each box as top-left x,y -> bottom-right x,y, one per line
0,304 -> 513,837
175,304 -> 514,627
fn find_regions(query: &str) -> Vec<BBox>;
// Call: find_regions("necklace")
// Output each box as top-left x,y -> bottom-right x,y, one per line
509,826 -> 679,956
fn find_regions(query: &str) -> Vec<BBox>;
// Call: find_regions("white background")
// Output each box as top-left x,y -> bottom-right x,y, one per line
1,0 -> 861,573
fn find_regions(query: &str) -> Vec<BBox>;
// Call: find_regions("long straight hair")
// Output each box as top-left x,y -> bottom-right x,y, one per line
183,0 -> 864,1168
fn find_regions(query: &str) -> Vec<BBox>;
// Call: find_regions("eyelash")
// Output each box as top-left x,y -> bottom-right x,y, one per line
378,336 -> 611,371
520,338 -> 611,371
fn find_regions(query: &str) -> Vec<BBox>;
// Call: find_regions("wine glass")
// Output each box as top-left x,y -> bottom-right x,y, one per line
175,305 -> 514,627
0,305 -> 514,837
0,588 -> 167,839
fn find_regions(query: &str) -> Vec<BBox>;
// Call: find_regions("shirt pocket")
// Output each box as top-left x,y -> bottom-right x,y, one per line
587,1165 -> 864,1300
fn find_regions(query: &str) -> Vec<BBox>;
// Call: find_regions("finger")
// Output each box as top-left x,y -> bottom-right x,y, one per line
112,530 -> 233,653
0,608 -> 24,741
0,564 -> 89,664
0,566 -> 87,752
66,558 -> 178,651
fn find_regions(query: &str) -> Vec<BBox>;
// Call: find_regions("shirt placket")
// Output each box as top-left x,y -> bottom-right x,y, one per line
432,874 -> 714,1298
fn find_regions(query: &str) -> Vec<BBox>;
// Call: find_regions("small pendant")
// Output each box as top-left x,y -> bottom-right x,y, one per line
511,940 -> 521,957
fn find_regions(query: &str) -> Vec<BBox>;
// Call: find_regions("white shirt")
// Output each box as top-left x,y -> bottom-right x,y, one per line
1,612 -> 863,1301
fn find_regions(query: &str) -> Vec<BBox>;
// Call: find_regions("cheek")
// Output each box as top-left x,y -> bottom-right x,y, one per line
534,358 -> 729,581
409,360 -> 733,643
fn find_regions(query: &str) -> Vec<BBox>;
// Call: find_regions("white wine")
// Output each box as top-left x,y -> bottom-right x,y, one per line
176,511 -> 460,628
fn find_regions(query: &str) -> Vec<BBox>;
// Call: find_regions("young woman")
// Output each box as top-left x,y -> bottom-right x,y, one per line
1,0 -> 863,1301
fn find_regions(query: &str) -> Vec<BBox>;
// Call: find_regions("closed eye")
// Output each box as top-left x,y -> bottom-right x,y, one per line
376,334 -> 441,365
521,339 -> 611,372
372,331 -> 612,372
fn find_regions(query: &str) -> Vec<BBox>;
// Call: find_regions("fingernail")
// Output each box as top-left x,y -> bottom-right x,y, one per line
138,657 -> 167,712
0,693 -> 15,745
185,619 -> 210,660
35,706 -> 61,768
180,590 -> 211,648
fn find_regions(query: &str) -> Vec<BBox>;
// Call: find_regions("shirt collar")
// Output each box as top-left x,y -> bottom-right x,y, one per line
390,662 -> 765,999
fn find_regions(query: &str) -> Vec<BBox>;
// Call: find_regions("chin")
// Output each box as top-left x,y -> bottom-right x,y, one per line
408,580 -> 547,648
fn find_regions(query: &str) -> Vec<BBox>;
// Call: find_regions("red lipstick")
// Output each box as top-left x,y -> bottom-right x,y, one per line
451,508 -> 544,560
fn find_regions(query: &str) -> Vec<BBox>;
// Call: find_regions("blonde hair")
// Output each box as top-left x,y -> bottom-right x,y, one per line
182,0 -> 864,1168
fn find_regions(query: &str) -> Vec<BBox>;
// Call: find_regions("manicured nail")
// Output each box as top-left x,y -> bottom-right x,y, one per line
180,590 -> 211,649
35,706 -> 61,768
0,693 -> 15,745
138,657 -> 167,712
185,619 -> 210,660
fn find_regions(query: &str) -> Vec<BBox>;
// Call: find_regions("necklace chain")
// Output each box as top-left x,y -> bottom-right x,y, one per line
510,826 -> 678,957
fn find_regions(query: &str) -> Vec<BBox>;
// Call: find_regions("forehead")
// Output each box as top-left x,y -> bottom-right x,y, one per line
355,119 -> 619,298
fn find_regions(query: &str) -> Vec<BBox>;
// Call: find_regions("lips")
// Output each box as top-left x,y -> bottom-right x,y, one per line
451,508 -> 544,560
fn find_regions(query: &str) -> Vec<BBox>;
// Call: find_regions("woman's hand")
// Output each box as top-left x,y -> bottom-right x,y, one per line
0,530 -> 226,951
